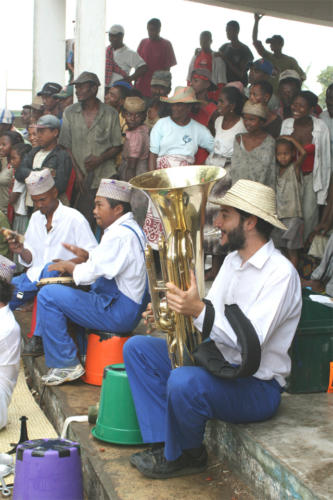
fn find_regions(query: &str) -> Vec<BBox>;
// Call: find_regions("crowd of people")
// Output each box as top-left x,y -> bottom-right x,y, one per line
0,13 -> 332,481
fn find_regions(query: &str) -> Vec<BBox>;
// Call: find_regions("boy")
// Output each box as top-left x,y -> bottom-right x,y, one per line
14,115 -> 72,205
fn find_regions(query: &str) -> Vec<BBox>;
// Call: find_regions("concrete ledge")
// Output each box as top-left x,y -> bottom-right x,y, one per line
205,393 -> 333,500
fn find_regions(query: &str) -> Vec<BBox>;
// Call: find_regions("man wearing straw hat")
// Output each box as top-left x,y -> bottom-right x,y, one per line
124,179 -> 302,479
0,256 -> 21,430
34,179 -> 149,386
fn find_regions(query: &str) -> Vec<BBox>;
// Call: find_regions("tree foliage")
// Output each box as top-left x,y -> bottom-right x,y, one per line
317,66 -> 333,108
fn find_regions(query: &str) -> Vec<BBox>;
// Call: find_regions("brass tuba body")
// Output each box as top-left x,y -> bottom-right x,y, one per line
130,165 -> 225,368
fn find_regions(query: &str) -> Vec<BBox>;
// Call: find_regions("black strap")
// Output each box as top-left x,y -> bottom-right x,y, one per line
193,303 -> 261,379
202,299 -> 215,340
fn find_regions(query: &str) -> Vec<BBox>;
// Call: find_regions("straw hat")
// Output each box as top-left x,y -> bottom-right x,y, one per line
211,180 -> 287,230
242,100 -> 268,120
124,97 -> 146,113
160,86 -> 201,104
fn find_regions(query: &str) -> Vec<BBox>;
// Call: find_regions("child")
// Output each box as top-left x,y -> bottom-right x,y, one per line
15,115 -> 72,206
0,131 -> 24,224
9,143 -> 32,272
0,256 -> 21,430
120,97 -> 150,225
272,136 -> 307,268
27,122 -> 39,147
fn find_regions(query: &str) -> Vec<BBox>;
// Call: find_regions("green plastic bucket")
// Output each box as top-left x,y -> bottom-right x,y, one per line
92,363 -> 143,444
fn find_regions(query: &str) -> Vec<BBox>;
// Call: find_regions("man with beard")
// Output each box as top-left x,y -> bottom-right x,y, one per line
124,180 -> 302,479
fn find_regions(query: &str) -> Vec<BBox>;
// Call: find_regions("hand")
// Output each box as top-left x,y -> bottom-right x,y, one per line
166,270 -> 204,318
62,243 -> 89,262
255,13 -> 264,21
48,260 -> 74,275
2,229 -> 24,254
84,155 -> 101,171
123,75 -> 134,83
142,302 -> 156,334
312,222 -> 331,236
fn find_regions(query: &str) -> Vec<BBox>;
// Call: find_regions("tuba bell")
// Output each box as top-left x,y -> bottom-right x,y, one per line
130,165 -> 226,368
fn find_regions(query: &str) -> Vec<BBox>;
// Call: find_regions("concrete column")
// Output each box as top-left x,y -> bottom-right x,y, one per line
75,0 -> 106,100
33,0 -> 66,96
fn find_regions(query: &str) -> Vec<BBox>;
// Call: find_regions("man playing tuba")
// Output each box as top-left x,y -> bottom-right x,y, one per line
124,179 -> 302,479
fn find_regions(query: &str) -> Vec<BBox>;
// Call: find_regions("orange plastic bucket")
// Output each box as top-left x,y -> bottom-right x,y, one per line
82,333 -> 130,386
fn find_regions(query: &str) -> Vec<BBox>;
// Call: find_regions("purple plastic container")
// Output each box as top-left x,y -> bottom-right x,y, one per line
13,439 -> 83,500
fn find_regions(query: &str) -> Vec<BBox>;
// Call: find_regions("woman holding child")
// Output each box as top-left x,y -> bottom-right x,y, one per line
281,91 -> 331,240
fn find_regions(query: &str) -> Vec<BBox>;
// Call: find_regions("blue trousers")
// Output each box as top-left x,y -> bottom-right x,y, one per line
9,265 -> 59,311
35,281 -> 148,368
123,336 -> 282,461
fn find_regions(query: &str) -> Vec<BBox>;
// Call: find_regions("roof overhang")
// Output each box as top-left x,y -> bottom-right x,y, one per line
186,0 -> 333,27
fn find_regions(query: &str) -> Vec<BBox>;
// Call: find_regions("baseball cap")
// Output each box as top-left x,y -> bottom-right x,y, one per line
266,35 -> 284,45
53,85 -> 74,99
0,109 -> 15,124
250,59 -> 274,76
151,70 -> 172,88
30,96 -> 44,111
109,24 -> 125,35
72,71 -> 101,86
37,82 -> 62,96
279,70 -> 302,82
36,114 -> 61,130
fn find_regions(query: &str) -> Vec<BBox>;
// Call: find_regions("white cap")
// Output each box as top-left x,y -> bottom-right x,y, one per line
109,24 -> 125,35
279,70 -> 302,82
96,179 -> 132,203
0,255 -> 16,283
25,168 -> 55,196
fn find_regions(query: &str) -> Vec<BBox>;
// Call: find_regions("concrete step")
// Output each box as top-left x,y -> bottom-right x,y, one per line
17,311 -> 333,500
205,392 -> 333,500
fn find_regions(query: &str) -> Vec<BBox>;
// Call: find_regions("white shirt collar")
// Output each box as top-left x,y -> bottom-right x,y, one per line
232,239 -> 275,271
104,212 -> 134,233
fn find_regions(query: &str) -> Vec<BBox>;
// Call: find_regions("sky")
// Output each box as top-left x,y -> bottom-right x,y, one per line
1,0 -> 332,109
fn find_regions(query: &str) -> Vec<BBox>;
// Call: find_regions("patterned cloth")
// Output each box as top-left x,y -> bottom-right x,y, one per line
143,155 -> 192,249
105,46 -> 128,86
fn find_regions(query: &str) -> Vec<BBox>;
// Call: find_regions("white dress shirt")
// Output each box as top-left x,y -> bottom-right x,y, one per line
20,202 -> 97,282
193,240 -> 302,386
73,212 -> 147,304
0,305 -> 21,429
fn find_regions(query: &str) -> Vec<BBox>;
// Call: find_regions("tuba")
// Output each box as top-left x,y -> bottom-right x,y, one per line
130,165 -> 225,368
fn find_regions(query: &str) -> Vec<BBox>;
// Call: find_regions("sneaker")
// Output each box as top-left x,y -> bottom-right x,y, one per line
22,336 -> 44,357
132,445 -> 208,479
42,364 -> 85,386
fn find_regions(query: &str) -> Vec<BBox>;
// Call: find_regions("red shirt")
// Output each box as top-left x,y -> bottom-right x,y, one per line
135,37 -> 177,97
194,51 -> 213,72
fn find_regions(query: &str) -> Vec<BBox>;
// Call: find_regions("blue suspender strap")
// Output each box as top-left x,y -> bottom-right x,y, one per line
121,223 -> 146,255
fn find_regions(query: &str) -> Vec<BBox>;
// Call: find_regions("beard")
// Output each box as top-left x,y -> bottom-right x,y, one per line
220,221 -> 246,252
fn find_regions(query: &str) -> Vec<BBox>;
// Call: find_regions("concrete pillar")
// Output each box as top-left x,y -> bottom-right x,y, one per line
33,0 -> 66,96
75,0 -> 106,100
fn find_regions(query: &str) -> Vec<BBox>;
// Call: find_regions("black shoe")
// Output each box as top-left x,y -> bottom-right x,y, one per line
130,443 -> 164,468
132,445 -> 208,479
22,336 -> 44,357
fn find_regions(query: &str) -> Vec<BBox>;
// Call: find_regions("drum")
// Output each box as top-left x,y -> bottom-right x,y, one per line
36,277 -> 75,288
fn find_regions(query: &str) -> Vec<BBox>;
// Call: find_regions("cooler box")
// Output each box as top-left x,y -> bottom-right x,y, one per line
285,289 -> 333,393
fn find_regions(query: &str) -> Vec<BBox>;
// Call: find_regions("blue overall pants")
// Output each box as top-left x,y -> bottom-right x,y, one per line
34,224 -> 150,368
123,336 -> 282,461
9,266 -> 60,311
